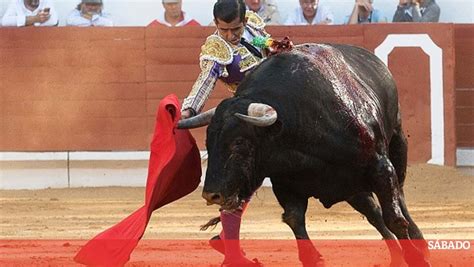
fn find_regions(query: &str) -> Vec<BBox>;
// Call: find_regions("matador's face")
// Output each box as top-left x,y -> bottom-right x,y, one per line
215,16 -> 247,46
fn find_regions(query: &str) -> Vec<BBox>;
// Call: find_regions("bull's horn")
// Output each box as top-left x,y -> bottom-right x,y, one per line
177,108 -> 216,129
235,103 -> 277,127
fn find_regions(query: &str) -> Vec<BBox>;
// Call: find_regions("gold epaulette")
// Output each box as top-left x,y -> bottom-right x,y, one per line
245,10 -> 265,30
199,35 -> 233,65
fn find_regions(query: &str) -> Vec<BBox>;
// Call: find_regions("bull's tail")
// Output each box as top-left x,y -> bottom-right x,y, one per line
200,216 -> 221,231
389,122 -> 408,188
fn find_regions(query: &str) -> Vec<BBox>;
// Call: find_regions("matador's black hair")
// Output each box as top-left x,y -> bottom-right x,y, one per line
213,0 -> 246,23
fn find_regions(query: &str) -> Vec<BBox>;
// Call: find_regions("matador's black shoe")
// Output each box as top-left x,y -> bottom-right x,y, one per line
208,235 -> 246,256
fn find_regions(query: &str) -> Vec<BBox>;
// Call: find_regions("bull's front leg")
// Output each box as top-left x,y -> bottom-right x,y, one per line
272,184 -> 324,267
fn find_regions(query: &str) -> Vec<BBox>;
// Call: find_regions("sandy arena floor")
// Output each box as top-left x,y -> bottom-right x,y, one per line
0,164 -> 473,266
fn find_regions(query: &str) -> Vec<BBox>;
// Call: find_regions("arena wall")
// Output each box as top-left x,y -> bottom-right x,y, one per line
454,24 -> 474,148
0,24 -> 472,188
0,0 -> 472,26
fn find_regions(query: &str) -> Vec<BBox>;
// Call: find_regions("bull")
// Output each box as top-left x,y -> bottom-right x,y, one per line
179,43 -> 430,267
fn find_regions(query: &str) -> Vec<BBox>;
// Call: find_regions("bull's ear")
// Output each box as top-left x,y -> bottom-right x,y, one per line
235,103 -> 277,127
177,108 -> 216,129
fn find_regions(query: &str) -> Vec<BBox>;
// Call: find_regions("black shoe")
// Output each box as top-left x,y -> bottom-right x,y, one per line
209,235 -> 225,255
209,235 -> 247,256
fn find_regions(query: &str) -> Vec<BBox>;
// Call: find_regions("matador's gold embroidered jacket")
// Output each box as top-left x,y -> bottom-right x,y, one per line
181,11 -> 270,115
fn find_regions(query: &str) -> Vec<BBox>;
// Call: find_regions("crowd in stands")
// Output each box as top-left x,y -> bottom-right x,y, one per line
1,0 -> 441,27
147,0 -> 200,27
1,0 -> 112,26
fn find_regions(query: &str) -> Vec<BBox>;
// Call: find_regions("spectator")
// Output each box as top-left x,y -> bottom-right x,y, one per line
393,0 -> 440,22
148,0 -> 200,27
284,0 -> 334,25
244,0 -> 281,25
66,0 -> 113,27
346,0 -> 387,24
1,0 -> 58,27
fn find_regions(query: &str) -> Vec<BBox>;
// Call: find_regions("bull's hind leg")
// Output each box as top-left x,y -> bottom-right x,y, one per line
389,126 -> 429,256
398,190 -> 430,258
347,193 -> 403,267
272,184 -> 324,267
371,154 -> 430,267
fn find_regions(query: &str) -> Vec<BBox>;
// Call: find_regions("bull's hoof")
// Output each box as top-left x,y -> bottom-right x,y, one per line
209,235 -> 246,256
404,250 -> 431,267
416,241 -> 431,260
388,248 -> 404,267
221,258 -> 263,267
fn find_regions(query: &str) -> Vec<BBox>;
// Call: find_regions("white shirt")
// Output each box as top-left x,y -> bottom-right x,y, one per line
150,11 -> 198,27
284,5 -> 334,25
1,0 -> 58,27
66,9 -> 113,27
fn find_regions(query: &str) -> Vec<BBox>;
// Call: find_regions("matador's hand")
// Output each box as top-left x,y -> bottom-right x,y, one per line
181,109 -> 193,119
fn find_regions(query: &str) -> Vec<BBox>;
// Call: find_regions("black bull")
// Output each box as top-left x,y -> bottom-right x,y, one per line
179,44 -> 430,267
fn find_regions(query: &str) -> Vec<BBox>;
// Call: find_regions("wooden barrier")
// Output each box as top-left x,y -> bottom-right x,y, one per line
0,28 -> 148,150
1,24 -> 470,166
454,24 -> 474,148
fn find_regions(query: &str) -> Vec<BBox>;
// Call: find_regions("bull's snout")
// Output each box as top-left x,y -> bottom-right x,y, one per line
202,191 -> 224,206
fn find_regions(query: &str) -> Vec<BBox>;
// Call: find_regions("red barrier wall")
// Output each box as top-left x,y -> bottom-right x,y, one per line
1,24 -> 468,166
1,28 -> 148,150
454,24 -> 474,148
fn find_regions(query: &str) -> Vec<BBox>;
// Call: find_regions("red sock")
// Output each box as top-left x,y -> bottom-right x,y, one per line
219,200 -> 250,259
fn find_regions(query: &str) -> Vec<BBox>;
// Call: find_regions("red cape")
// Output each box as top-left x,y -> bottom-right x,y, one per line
74,94 -> 202,266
